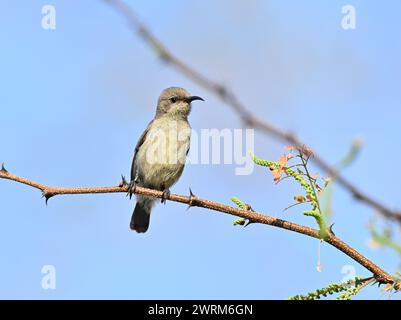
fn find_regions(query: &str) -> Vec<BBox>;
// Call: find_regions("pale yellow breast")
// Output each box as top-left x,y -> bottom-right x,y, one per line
137,118 -> 191,189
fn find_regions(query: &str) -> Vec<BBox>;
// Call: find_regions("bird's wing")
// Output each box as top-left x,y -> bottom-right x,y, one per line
131,120 -> 153,181
185,123 -> 191,156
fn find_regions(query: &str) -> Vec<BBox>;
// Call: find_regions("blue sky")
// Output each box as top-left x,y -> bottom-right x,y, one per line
0,0 -> 400,299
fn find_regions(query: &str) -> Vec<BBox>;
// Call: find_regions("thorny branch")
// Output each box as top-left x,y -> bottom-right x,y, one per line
0,165 -> 396,287
104,0 -> 401,223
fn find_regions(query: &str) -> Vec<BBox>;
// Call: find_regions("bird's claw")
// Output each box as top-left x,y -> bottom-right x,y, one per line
161,188 -> 171,204
127,180 -> 137,199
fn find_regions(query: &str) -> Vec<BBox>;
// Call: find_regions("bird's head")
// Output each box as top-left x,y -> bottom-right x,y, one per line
156,87 -> 204,119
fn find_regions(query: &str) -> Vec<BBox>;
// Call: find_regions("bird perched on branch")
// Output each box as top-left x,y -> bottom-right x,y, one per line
128,87 -> 204,233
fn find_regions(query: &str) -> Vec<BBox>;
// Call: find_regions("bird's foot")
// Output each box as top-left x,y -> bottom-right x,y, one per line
161,188 -> 171,205
187,187 -> 196,210
127,180 -> 137,199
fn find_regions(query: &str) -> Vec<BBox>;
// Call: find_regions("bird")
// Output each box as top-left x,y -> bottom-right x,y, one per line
128,87 -> 204,233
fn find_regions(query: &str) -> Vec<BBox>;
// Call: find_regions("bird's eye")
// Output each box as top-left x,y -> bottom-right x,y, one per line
169,96 -> 178,103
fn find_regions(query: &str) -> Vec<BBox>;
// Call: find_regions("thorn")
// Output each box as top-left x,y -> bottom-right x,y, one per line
233,218 -> 246,226
121,175 -> 127,186
244,203 -> 255,212
187,187 -> 196,210
189,187 -> 195,198
42,191 -> 54,206
1,163 -> 7,173
242,204 -> 255,227
244,220 -> 256,228
216,84 -> 227,97
329,223 -> 336,236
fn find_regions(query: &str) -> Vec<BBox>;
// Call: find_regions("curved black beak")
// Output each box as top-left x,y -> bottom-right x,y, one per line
186,96 -> 205,103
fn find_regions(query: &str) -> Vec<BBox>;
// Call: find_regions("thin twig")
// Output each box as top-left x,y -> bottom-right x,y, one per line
300,151 -> 323,216
283,200 -> 312,212
0,166 -> 395,285
104,0 -> 401,223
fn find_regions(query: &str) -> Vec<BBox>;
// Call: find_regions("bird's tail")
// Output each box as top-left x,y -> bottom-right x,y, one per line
130,196 -> 155,233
